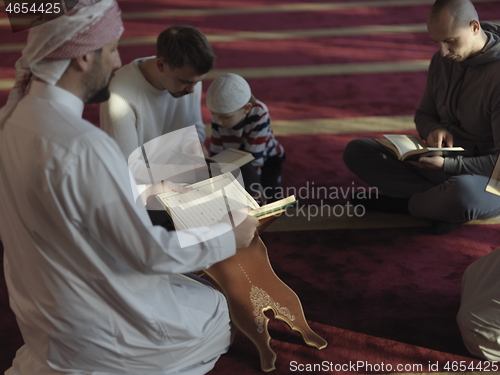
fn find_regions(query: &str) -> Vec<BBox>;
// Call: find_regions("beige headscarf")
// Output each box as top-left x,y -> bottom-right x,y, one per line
0,0 -> 124,129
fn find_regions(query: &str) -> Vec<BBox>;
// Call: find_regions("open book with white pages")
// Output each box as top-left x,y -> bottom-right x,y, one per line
376,134 -> 464,161
155,172 -> 296,230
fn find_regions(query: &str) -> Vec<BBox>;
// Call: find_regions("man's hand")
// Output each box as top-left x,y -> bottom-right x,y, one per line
407,155 -> 444,170
426,128 -> 454,148
221,208 -> 259,248
233,214 -> 259,248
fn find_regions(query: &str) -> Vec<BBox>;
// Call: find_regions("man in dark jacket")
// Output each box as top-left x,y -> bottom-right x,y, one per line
343,0 -> 500,234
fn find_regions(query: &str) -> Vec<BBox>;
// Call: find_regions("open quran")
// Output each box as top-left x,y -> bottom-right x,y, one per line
376,134 -> 464,161
155,172 -> 296,230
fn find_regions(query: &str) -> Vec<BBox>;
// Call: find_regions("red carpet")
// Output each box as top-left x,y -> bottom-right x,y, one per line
206,224 -> 498,374
116,2 -> 500,33
207,35 -> 437,68
203,73 -> 428,122
210,322 -> 480,375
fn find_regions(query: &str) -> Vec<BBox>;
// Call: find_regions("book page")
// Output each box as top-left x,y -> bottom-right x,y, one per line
486,157 -> 500,196
157,173 -> 259,229
383,135 -> 425,156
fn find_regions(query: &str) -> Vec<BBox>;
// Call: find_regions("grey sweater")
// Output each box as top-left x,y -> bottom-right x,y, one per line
415,22 -> 500,176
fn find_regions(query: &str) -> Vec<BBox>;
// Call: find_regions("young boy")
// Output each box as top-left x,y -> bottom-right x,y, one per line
206,73 -> 286,203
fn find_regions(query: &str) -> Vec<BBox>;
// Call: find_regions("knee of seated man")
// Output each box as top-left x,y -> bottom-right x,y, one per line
441,176 -> 485,208
444,175 -> 478,190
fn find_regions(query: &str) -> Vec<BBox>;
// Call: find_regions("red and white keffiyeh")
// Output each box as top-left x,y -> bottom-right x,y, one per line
0,0 -> 123,129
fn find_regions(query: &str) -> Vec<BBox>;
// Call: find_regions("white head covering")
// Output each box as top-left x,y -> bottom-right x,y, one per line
206,73 -> 252,114
0,0 -> 123,129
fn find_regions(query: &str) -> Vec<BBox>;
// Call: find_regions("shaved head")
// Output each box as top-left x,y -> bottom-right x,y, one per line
427,0 -> 487,61
429,0 -> 479,29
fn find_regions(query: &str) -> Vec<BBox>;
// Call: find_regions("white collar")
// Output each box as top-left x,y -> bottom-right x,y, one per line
28,80 -> 84,118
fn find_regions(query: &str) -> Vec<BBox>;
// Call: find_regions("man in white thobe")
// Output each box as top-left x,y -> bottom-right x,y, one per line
0,1 -> 258,374
458,248 -> 500,361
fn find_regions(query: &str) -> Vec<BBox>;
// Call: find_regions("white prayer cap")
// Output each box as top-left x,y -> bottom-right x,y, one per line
0,0 -> 123,129
206,73 -> 252,114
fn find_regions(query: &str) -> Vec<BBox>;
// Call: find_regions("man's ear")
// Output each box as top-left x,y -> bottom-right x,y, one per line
73,51 -> 95,72
470,19 -> 481,35
157,58 -> 166,73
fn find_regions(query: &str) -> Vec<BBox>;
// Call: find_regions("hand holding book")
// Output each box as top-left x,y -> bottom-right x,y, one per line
426,128 -> 454,148
406,154 -> 445,170
220,207 -> 259,248
376,134 -> 464,161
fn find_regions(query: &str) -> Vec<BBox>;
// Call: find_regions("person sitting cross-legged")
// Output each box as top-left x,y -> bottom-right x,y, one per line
343,0 -> 500,235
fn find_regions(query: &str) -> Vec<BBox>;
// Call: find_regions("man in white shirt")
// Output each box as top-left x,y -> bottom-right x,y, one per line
0,2 -> 258,374
100,25 -> 213,161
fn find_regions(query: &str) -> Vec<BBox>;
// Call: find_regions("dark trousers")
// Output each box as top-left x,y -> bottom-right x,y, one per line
343,138 -> 500,222
240,154 -> 286,203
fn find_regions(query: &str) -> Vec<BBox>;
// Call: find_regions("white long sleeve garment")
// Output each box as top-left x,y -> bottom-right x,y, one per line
100,57 -> 206,161
458,248 -> 500,362
0,81 -> 235,375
